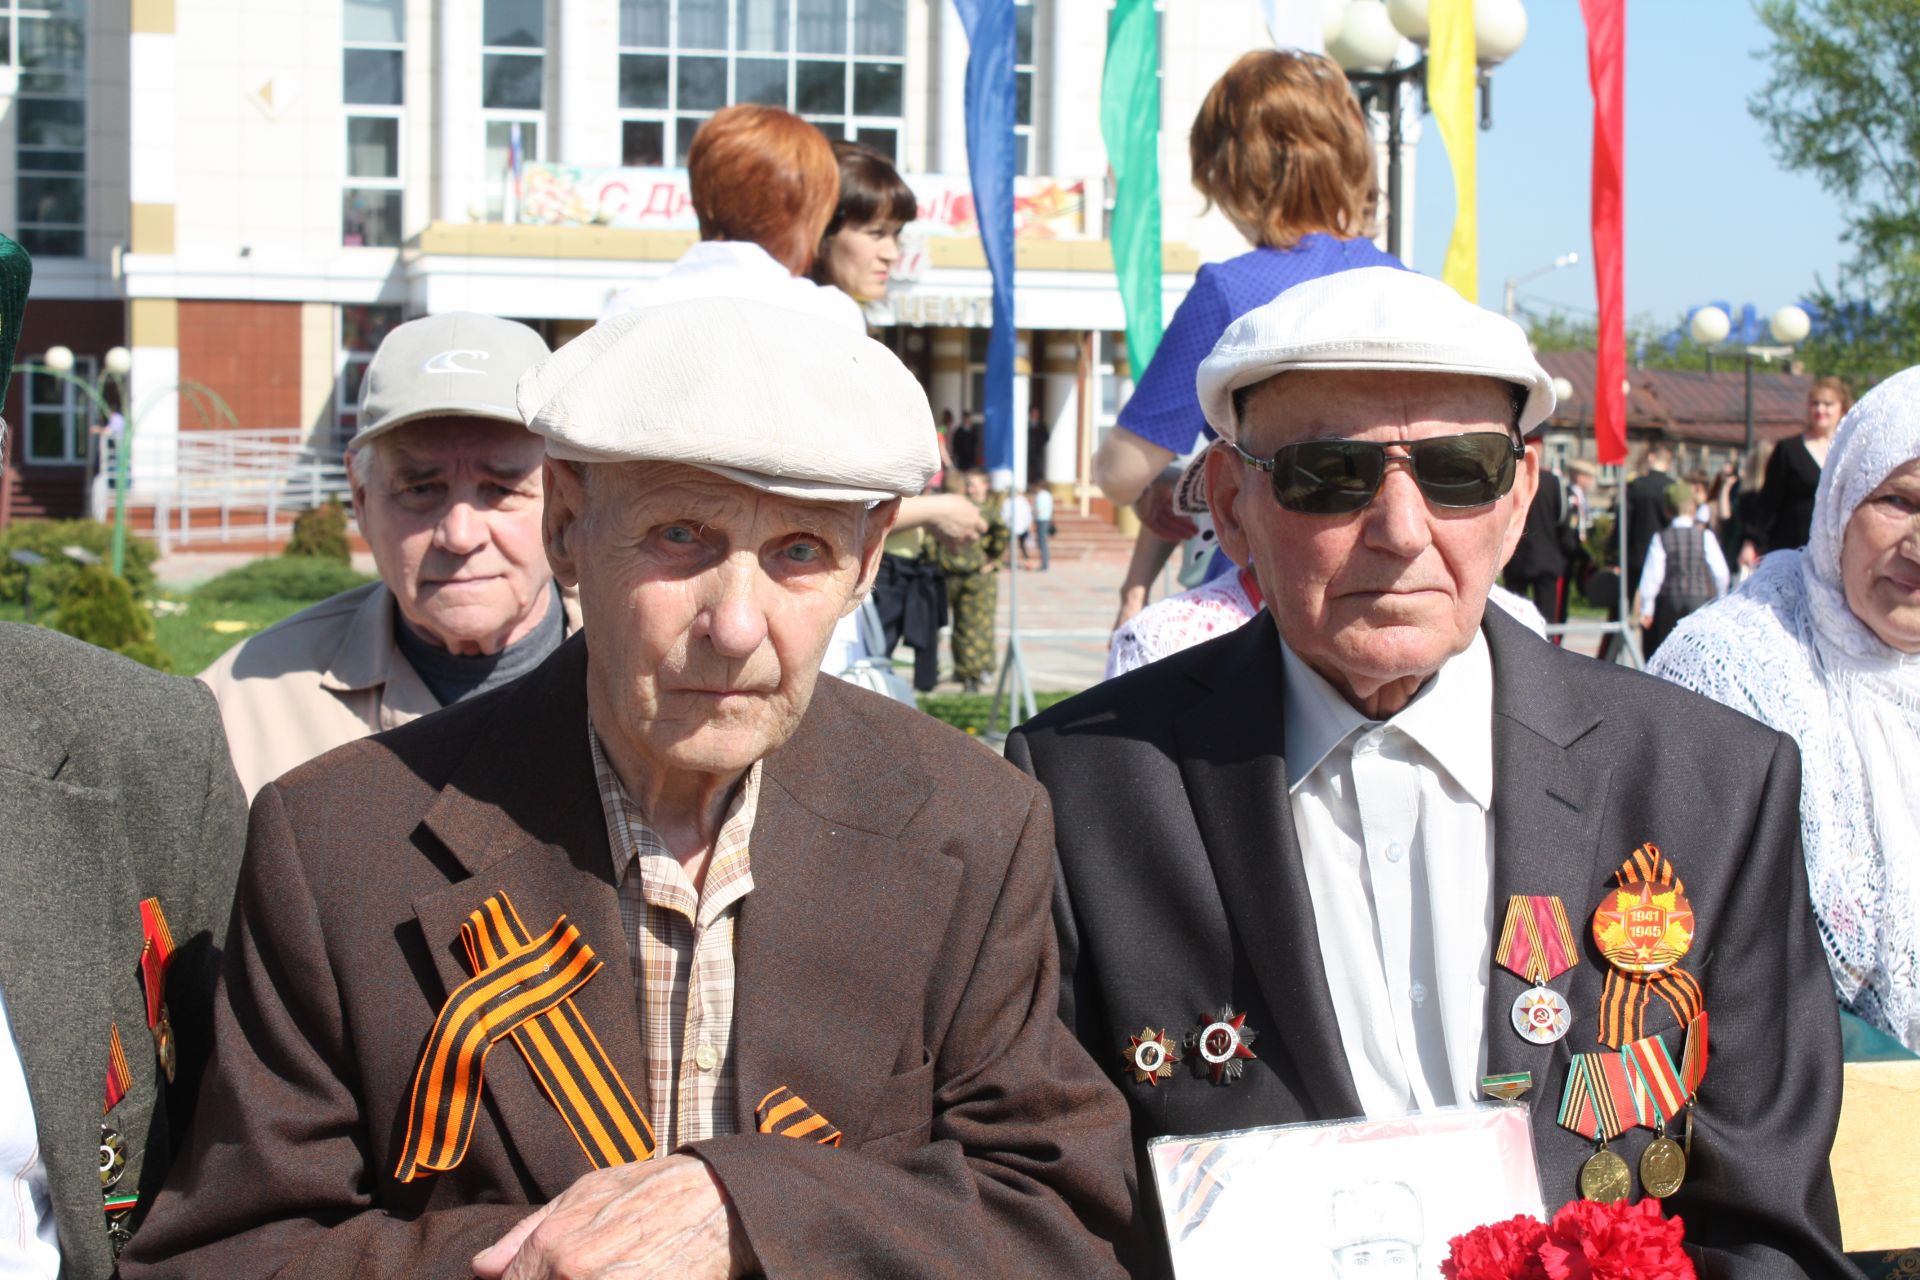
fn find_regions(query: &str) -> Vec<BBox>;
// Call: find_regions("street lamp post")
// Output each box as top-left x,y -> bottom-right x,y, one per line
1504,252 -> 1580,321
1328,0 -> 1529,263
1687,304 -> 1810,466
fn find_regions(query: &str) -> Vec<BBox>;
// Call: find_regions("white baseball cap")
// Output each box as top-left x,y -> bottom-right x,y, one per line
353,312 -> 552,448
518,296 -> 938,504
1196,267 -> 1556,443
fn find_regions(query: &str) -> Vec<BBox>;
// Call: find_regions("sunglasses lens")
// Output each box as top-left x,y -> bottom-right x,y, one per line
1273,440 -> 1382,513
1412,433 -> 1516,507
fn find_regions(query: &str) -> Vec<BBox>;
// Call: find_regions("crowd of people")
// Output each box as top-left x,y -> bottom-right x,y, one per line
0,44 -> 1914,1280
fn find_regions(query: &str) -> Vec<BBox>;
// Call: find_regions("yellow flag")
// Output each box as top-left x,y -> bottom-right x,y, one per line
1427,0 -> 1477,301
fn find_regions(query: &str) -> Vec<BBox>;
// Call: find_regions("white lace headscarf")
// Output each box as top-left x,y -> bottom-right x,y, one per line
1653,364 -> 1920,1047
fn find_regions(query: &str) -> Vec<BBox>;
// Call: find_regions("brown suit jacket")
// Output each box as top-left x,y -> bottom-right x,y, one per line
122,634 -> 1132,1278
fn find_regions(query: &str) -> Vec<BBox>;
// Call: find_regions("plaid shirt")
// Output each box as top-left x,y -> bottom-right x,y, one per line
589,728 -> 759,1152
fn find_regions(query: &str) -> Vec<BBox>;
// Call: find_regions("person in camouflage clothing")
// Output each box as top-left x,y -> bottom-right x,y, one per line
934,470 -> 1011,692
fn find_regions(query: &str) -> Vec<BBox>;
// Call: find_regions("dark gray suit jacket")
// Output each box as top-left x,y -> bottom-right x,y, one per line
1008,607 -> 1852,1279
0,623 -> 248,1279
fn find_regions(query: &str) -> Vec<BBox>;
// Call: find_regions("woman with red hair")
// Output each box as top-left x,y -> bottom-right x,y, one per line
600,104 -> 861,329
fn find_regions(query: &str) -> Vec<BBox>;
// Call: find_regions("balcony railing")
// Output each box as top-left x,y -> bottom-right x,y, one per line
102,428 -> 353,552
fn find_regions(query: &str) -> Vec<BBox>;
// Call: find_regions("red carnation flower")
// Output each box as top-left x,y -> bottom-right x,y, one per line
1441,1215 -> 1551,1280
1538,1198 -> 1694,1280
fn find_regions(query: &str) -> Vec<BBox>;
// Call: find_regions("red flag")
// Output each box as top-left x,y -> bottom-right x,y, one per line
1580,0 -> 1626,466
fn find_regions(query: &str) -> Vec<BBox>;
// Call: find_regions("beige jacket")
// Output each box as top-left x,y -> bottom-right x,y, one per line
199,581 -> 580,799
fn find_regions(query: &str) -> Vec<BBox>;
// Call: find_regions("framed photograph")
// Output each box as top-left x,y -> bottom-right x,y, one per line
1148,1105 -> 1545,1280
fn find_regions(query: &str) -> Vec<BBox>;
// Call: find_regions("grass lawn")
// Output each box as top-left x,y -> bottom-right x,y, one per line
916,689 -> 1079,735
0,593 -> 315,675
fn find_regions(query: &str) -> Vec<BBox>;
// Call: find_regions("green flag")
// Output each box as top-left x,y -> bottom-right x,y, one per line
1101,0 -> 1163,377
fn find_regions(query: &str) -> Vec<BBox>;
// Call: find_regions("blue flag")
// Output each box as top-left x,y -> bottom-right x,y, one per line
952,0 -> 1016,480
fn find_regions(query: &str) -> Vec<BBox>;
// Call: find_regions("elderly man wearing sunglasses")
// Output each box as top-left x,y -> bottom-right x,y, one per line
1010,268 -> 1849,1278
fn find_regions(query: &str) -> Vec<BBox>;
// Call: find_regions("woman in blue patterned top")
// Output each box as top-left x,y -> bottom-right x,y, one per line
1097,50 -> 1406,627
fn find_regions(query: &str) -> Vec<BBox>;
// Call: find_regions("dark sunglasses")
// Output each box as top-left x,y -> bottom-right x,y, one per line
1230,432 -> 1525,515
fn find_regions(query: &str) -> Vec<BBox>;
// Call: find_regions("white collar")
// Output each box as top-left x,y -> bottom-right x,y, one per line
668,239 -> 791,279
1668,513 -> 1697,529
1279,628 -> 1495,808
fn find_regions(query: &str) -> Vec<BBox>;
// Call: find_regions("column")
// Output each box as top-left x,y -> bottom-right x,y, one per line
127,1 -> 179,491
934,0 -> 969,173
435,0 -> 484,222
1038,331 -> 1081,493
929,328 -> 967,424
554,0 -> 619,166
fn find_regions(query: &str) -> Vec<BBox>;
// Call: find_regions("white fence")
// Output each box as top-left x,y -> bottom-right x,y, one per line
102,428 -> 354,552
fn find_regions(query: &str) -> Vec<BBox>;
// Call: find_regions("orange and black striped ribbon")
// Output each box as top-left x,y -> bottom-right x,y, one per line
754,1086 -> 843,1147
1681,1011 -> 1709,1096
460,894 -> 654,1172
1597,846 -> 1704,1048
394,910 -> 602,1182
1557,1052 -> 1629,1142
103,1023 -> 132,1114
137,897 -> 174,1030
1164,1139 -> 1232,1242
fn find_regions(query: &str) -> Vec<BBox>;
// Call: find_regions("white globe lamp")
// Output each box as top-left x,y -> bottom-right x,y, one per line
1688,305 -> 1731,348
1323,0 -> 1349,44
1769,304 -> 1811,346
1551,376 -> 1575,405
1475,0 -> 1529,66
104,346 -> 132,377
1328,1 -> 1404,72
43,345 -> 74,375
1386,0 -> 1430,43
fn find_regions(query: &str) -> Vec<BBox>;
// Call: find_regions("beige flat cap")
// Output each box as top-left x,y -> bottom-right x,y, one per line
1196,266 -> 1556,443
518,297 -> 937,503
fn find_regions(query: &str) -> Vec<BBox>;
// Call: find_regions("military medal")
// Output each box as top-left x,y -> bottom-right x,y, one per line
103,1194 -> 137,1260
1185,1006 -> 1258,1085
1122,1027 -> 1180,1086
1495,895 -> 1580,1044
1480,1071 -> 1532,1103
1621,1034 -> 1691,1198
137,898 -> 178,1083
1639,1134 -> 1687,1199
1559,1053 -> 1634,1203
98,1125 -> 126,1190
1593,846 -> 1705,1048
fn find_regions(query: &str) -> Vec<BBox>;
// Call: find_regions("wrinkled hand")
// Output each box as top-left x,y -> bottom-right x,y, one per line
920,493 -> 988,546
1133,476 -> 1198,545
471,1155 -> 753,1280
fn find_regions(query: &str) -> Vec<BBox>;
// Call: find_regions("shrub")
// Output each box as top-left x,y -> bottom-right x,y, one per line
0,519 -> 159,606
192,556 -> 373,605
286,497 -> 351,563
51,565 -> 172,672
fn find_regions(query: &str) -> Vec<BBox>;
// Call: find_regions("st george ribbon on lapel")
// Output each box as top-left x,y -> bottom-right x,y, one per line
1593,845 -> 1703,1049
395,893 -> 654,1182
754,1086 -> 843,1147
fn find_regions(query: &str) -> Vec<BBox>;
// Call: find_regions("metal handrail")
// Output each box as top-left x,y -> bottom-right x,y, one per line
99,428 -> 353,552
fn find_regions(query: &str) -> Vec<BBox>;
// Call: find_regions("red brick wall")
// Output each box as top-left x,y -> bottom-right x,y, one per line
177,300 -> 303,429
1,298 -> 127,523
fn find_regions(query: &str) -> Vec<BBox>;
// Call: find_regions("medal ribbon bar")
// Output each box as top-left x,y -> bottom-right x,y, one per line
1495,894 -> 1580,985
136,897 -> 175,1030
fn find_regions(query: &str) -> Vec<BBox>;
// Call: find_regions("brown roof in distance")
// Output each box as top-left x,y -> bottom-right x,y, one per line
1535,350 -> 1811,446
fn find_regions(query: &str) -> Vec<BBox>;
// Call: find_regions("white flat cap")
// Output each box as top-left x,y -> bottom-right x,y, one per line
518,297 -> 937,503
355,312 -> 551,448
1196,266 -> 1556,443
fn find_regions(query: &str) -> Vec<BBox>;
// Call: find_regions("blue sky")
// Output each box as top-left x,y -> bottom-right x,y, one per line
1405,1 -> 1849,335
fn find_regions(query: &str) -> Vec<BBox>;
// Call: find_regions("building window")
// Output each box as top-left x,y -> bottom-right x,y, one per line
617,0 -> 906,167
335,304 -> 404,451
343,0 -> 405,247
1014,0 -> 1034,175
23,355 -> 96,466
7,0 -> 87,258
483,0 -> 546,219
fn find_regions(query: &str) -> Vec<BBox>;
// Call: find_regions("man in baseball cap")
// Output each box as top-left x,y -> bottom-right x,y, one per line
202,311 -> 577,797
127,297 -> 1132,1279
1011,266 -> 1848,1274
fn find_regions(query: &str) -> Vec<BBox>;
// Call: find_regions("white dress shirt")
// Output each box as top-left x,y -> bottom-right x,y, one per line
0,985 -> 60,1278
1281,633 -> 1497,1119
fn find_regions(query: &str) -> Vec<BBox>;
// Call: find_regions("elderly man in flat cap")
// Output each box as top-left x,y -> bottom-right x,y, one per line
201,311 -> 577,798
1010,269 -> 1850,1278
123,297 -> 1132,1279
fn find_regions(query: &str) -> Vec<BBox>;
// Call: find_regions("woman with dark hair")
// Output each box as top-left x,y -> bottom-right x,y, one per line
812,139 -> 918,305
1094,49 -> 1404,630
1742,375 -> 1853,564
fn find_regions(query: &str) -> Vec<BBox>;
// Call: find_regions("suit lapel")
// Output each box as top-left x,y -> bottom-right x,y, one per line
1174,614 -> 1364,1120
410,636 -> 647,1195
0,700 -> 144,1280
1481,611 -> 1615,1089
727,681 -> 960,1142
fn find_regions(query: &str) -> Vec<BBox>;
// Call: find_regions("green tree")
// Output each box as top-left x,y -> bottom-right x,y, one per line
1750,0 -> 1920,382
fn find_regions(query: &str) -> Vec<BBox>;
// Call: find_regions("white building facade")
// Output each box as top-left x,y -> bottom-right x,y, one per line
4,0 -> 1305,519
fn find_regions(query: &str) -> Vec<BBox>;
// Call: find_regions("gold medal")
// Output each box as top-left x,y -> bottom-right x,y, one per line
152,1005 -> 177,1084
1121,1027 -> 1180,1086
1640,1134 -> 1687,1198
1579,1146 -> 1632,1203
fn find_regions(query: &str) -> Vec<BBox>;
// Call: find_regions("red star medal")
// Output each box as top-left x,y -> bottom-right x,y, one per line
1122,1027 -> 1180,1085
1186,1006 -> 1259,1084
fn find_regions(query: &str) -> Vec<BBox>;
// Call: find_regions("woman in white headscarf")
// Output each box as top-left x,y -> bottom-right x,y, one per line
1651,366 -> 1920,1049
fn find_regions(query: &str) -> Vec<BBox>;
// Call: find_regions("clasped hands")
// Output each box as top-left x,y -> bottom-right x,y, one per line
471,1153 -> 756,1280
